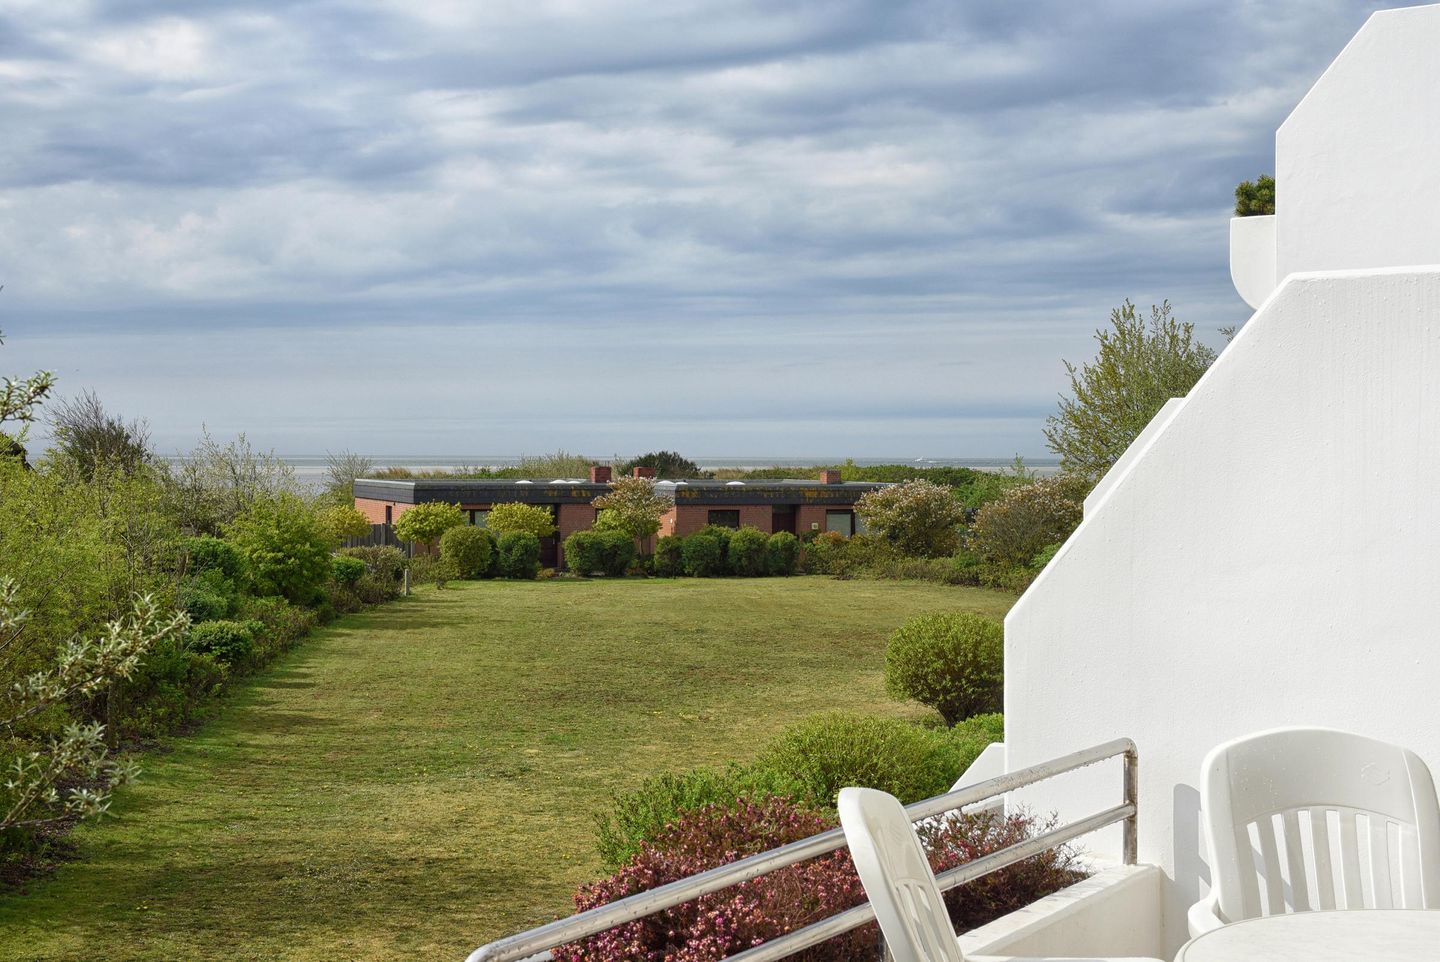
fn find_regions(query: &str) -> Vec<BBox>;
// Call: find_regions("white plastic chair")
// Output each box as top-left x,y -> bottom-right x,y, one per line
838,787 -> 1161,962
1190,726 -> 1440,936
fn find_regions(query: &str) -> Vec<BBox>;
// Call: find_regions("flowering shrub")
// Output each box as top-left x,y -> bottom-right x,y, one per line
967,475 -> 1086,568
592,476 -> 674,542
556,797 -> 876,962
855,480 -> 967,558
568,794 -> 1084,962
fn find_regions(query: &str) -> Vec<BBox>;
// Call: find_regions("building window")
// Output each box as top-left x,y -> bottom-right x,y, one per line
826,510 -> 855,536
469,509 -> 489,528
708,509 -> 741,529
384,505 -> 392,525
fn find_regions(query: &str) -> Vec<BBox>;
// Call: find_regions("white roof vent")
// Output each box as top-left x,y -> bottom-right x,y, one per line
726,481 -> 745,486
515,480 -> 533,485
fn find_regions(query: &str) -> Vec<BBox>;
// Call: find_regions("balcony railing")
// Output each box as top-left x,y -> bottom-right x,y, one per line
467,737 -> 1138,962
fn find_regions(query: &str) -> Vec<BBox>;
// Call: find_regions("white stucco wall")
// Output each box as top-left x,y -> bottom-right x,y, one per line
1276,5 -> 1440,280
1004,266 -> 1440,952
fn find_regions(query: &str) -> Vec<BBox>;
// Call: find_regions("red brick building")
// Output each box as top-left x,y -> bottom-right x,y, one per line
353,467 -> 885,568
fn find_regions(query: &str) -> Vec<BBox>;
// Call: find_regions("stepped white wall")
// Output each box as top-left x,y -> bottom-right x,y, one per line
1005,266 -> 1440,952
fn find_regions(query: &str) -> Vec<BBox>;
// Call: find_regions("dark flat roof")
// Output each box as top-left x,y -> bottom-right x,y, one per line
353,477 -> 888,506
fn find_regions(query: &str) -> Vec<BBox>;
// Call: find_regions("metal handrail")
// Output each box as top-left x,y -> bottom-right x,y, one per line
467,737 -> 1138,962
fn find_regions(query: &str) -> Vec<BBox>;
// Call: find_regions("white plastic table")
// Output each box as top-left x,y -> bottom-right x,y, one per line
1175,910 -> 1440,961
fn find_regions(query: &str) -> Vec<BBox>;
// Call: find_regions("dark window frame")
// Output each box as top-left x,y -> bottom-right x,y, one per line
707,509 -> 741,529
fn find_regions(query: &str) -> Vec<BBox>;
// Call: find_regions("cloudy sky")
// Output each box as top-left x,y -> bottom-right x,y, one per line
0,0 -> 1389,459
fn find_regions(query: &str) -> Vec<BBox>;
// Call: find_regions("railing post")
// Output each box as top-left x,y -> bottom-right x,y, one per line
1122,745 -> 1138,865
403,567 -> 411,597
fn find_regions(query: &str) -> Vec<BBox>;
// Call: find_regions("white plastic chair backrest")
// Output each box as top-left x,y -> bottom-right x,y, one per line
838,787 -> 964,962
1203,726 -> 1440,923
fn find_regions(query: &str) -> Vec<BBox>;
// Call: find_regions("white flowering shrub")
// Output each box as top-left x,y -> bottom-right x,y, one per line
967,475 -> 1086,568
855,480 -> 966,558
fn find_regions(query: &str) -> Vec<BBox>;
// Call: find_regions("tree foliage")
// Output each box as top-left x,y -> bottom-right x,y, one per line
618,450 -> 700,479
48,390 -> 152,480
591,476 -> 673,543
486,502 -> 557,539
392,502 -> 465,548
163,430 -> 299,535
1234,174 -> 1275,217
321,450 -> 375,506
223,495 -> 333,603
967,475 -> 1087,568
316,504 -> 372,545
855,480 -> 966,558
1044,301 -> 1215,484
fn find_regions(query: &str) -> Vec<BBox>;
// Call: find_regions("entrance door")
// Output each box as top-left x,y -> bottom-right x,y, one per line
771,505 -> 797,534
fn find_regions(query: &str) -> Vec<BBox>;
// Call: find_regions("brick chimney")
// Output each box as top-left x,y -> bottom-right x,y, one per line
632,466 -> 657,479
820,469 -> 842,485
589,465 -> 613,483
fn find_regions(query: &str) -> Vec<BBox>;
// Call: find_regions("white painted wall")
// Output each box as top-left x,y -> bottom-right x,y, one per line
1276,6 -> 1440,280
1005,266 -> 1440,952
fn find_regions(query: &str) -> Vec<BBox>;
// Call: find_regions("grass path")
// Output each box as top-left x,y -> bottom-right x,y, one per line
0,578 -> 1012,961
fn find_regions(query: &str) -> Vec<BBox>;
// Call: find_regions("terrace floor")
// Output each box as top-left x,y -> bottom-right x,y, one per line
0,577 -> 1014,961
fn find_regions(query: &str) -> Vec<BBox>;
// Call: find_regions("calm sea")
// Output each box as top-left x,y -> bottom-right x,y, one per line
263,455 -> 1061,488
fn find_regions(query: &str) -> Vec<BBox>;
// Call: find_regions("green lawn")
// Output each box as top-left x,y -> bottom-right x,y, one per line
0,577 -> 1013,961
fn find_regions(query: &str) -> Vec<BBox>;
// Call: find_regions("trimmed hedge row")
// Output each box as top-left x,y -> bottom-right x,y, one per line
655,527 -> 802,578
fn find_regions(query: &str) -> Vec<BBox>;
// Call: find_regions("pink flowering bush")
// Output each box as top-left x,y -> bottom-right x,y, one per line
554,797 -> 876,962
559,797 -> 1086,962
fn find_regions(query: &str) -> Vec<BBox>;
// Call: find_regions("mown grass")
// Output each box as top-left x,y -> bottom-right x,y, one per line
0,577 -> 1013,961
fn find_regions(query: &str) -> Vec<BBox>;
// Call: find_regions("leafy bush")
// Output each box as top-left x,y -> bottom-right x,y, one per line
885,612 -> 1004,726
486,502 -> 557,539
223,495 -> 334,604
564,530 -> 634,576
440,525 -> 493,579
392,501 -> 465,548
968,475 -> 1086,568
591,476 -> 673,542
407,554 -> 458,588
1234,174 -> 1275,217
653,535 -> 684,577
330,555 -> 366,584
596,765 -> 810,869
177,575 -> 233,623
113,637 -> 228,740
855,480 -> 967,558
618,450 -> 701,479
556,797 -> 874,962
187,619 -> 256,667
803,533 -> 897,577
316,504 -> 372,545
1030,542 -> 1062,570
495,531 -> 541,579
726,526 -> 769,576
339,545 -> 408,583
765,531 -> 801,576
183,535 -> 245,581
756,713 -> 995,807
924,808 -> 1086,932
680,531 -> 725,577
235,595 -> 317,659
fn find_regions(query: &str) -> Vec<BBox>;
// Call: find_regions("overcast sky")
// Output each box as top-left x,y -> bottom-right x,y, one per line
0,0 -> 1389,459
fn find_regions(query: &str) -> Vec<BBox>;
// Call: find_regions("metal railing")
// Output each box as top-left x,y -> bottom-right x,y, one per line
467,737 -> 1138,962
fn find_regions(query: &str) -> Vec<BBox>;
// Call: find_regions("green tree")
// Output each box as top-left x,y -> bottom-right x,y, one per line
48,390 -> 152,480
223,495 -> 333,603
1044,300 -> 1215,485
855,480 -> 967,558
619,451 -> 700,479
968,475 -> 1087,568
320,450 -> 375,507
316,504 -> 372,545
486,502 -> 557,539
1234,174 -> 1275,216
392,502 -> 465,549
591,476 -> 673,544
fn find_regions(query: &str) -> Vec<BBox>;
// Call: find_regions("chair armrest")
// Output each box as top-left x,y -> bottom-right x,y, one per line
1186,894 -> 1225,937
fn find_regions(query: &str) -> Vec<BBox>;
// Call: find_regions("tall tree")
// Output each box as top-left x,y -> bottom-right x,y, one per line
1044,301 -> 1216,485
48,389 -> 152,479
